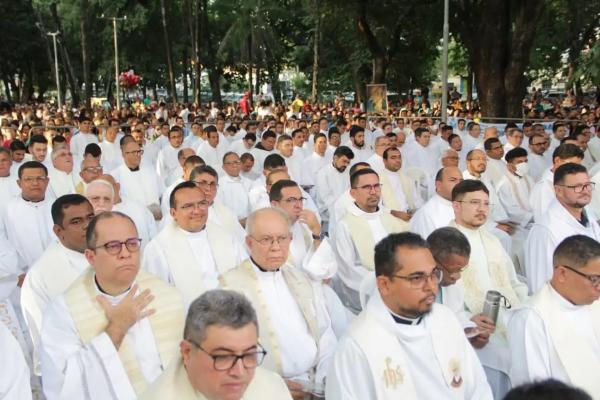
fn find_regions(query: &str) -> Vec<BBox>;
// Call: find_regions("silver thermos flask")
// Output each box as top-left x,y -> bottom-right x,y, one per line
482,290 -> 503,324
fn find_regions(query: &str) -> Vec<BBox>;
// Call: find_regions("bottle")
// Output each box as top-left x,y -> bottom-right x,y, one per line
481,290 -> 503,324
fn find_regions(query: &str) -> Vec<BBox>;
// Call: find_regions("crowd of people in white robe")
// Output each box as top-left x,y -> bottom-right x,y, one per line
1,107 -> 600,400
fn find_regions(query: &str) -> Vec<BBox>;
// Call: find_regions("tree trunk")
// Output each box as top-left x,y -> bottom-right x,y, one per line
3,78 -> 12,103
209,67 -> 222,105
372,56 -> 387,84
183,48 -> 189,103
255,65 -> 261,98
247,33 -> 253,107
152,84 -> 158,100
187,0 -> 201,105
267,62 -> 282,103
311,0 -> 320,103
466,69 -> 473,103
160,0 -> 178,103
50,3 -> 80,106
80,0 -> 91,108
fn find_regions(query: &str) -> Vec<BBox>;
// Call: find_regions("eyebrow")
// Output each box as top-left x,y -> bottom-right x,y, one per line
211,345 -> 258,353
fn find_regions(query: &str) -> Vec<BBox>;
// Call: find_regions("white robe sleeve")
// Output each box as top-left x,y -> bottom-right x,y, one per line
141,240 -> 173,284
0,322 -> 32,400
507,308 -> 554,386
312,283 -> 338,384
40,297 -> 137,400
410,207 -> 436,239
524,225 -> 554,294
333,220 -> 367,291
497,181 -> 533,226
324,336 -> 378,400
501,247 -> 529,302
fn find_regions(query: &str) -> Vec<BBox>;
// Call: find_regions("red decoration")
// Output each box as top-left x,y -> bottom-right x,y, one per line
119,70 -> 141,88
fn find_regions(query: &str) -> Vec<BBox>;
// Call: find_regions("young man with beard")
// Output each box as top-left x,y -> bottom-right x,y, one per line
315,146 -> 354,225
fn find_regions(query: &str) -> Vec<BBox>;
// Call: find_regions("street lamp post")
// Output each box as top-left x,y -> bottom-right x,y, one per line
102,15 -> 127,110
47,31 -> 61,109
441,0 -> 450,123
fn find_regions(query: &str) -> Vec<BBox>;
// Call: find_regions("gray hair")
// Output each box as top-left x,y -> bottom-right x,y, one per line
85,179 -> 115,200
245,207 -> 291,237
426,227 -> 471,262
184,289 -> 258,343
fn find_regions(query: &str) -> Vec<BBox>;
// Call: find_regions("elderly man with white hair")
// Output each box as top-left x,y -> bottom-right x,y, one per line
84,176 -> 157,246
47,147 -> 77,198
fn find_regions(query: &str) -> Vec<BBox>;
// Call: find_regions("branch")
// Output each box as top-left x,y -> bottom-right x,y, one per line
355,0 -> 385,58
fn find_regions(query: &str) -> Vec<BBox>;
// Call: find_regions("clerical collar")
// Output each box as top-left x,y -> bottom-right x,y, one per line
353,202 -> 379,215
21,195 -> 45,204
251,257 -> 280,273
128,166 -> 140,172
255,142 -> 267,151
390,311 -> 422,325
577,209 -> 590,227
94,276 -> 131,298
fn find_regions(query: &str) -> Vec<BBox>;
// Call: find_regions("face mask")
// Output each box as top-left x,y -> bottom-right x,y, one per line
515,162 -> 529,177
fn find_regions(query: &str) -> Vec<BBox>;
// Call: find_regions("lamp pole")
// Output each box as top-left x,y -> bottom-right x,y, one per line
102,15 -> 127,110
441,0 -> 450,123
47,31 -> 61,108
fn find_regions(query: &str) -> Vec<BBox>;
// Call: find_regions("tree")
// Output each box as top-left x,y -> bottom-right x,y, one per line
160,0 -> 178,103
452,0 -> 545,118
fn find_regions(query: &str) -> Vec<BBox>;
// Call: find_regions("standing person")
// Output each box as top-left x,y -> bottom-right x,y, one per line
326,232 -> 493,399
70,115 -> 99,163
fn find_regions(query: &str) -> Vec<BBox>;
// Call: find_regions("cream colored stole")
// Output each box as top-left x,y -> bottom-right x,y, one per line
380,170 -> 415,211
449,221 -> 521,323
213,201 -> 240,234
342,211 -> 409,270
350,295 -> 467,399
157,222 -> 236,301
140,354 -> 292,400
530,284 -> 600,397
220,260 -> 320,377
63,268 -> 184,395
75,181 -> 85,195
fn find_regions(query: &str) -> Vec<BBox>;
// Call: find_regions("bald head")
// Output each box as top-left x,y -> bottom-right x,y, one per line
85,179 -> 115,214
178,148 -> 196,166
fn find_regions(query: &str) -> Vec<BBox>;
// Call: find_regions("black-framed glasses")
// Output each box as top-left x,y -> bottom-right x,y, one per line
438,263 -> 467,276
194,180 -> 219,189
352,183 -> 383,192
456,200 -> 493,208
281,196 -> 306,205
392,267 -> 443,289
557,182 -> 595,193
188,339 -> 267,371
125,150 -> 144,156
250,235 -> 292,247
558,265 -> 600,286
94,238 -> 142,255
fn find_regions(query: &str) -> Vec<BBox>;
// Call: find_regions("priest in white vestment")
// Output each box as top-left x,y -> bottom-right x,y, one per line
216,152 -> 253,223
305,133 -> 329,185
21,194 -> 93,374
39,211 -> 185,400
530,143 -> 584,222
276,135 -> 311,186
411,166 -> 463,239
450,179 -> 529,398
220,208 -> 338,394
527,134 -> 552,182
315,146 -> 354,223
508,235 -> 600,398
69,117 -> 98,163
0,321 -> 32,399
75,156 -> 104,195
366,135 -> 390,173
403,128 -> 439,178
380,147 -> 423,221
110,139 -> 164,220
348,126 -> 374,164
228,132 -> 256,156
0,161 -> 54,272
525,163 -> 600,293
163,147 -> 195,187
85,177 -> 157,248
334,168 -> 409,313
496,148 -> 534,227
99,126 -> 121,172
326,232 -> 493,399
47,147 -> 77,198
483,138 -> 506,188
0,148 -> 19,210
249,131 -> 277,176
143,182 -> 247,307
156,128 -> 184,184
462,122 -> 483,154
140,290 -> 292,400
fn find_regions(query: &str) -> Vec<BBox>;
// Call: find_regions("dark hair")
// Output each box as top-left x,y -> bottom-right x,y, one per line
553,163 -> 587,185
168,126 -> 183,138
263,153 -> 286,170
349,162 -> 371,176
451,179 -> 489,201
552,122 -> 566,133
84,143 -> 102,158
29,134 -> 48,146
240,152 -> 254,162
448,133 -> 460,144
528,133 -> 546,145
261,130 -> 276,140
467,122 -> 479,131
484,137 -> 501,151
18,160 -> 47,179
505,147 -> 528,163
86,211 -> 137,249
52,135 -> 67,145
552,143 -> 584,161
269,179 -> 299,202
204,125 -> 217,134
170,181 -> 200,209
189,165 -> 219,182
328,127 -> 340,139
427,227 -> 471,263
350,168 -> 378,188
383,147 -> 400,160
184,155 -> 205,169
414,127 -> 429,138
243,133 -> 257,142
10,139 -> 26,152
374,232 -> 430,277
51,194 -> 91,227
349,125 -> 364,138
119,134 -> 136,148
553,235 -> 600,269
504,379 -> 591,400
333,145 -> 354,160
313,133 -> 326,143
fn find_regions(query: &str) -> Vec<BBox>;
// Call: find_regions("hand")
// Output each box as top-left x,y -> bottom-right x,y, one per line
298,210 -> 320,237
469,330 -> 490,349
470,314 -> 496,334
390,210 -> 412,221
285,380 -> 311,400
496,223 -> 515,235
98,285 -> 155,348
17,273 -> 26,288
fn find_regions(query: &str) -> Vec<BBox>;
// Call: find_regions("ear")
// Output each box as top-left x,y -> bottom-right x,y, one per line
245,235 -> 253,250
180,340 -> 192,365
170,207 -> 177,219
52,224 -> 62,238
452,200 -> 461,214
350,188 -> 358,200
84,248 -> 95,265
376,275 -> 392,296
17,179 -> 22,190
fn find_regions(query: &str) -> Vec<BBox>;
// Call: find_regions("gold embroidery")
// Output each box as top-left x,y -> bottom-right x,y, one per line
383,357 -> 404,389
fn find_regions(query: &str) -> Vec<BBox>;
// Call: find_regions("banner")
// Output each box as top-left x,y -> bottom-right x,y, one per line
366,84 -> 388,114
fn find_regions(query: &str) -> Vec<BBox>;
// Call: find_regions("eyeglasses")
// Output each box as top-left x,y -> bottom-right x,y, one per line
94,238 -> 142,255
250,235 -> 292,247
439,263 -> 467,276
281,196 -> 306,205
224,161 -> 241,166
188,339 -> 267,371
194,180 -> 219,189
559,265 -> 600,286
456,200 -> 493,208
557,182 -> 595,193
392,267 -> 443,289
353,183 -> 383,192
21,176 -> 48,183
125,150 -> 144,156
179,200 -> 210,211
531,141 -> 548,147
83,166 -> 103,173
